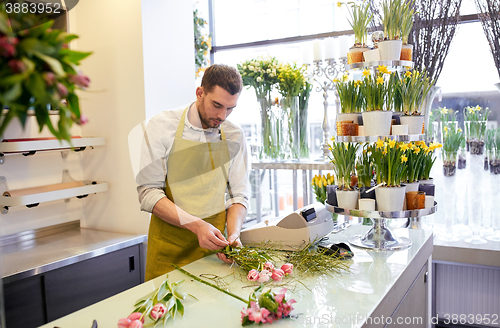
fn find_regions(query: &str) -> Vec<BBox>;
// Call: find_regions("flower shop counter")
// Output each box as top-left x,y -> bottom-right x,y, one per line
39,225 -> 433,328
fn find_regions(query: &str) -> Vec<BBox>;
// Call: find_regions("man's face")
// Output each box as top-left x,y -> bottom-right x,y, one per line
196,85 -> 239,129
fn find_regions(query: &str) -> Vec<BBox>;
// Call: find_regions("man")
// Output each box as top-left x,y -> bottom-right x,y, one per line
137,64 -> 249,281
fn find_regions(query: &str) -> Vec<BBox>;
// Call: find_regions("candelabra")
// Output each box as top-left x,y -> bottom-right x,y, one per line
309,58 -> 347,161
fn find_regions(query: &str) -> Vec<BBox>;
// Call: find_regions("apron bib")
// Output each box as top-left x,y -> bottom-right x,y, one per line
145,106 -> 230,281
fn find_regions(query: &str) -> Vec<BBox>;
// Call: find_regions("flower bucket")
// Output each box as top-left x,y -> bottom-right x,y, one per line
375,185 -> 406,211
336,188 -> 359,210
400,44 -> 413,61
362,111 -> 393,136
363,48 -> 380,62
378,40 -> 403,61
400,115 -> 425,135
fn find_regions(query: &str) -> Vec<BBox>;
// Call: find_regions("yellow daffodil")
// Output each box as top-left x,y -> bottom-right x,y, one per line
388,139 -> 396,148
439,107 -> 448,115
337,1 -> 342,7
342,73 -> 349,82
404,71 -> 412,78
319,180 -> 323,188
378,65 -> 389,74
400,143 -> 410,152
362,69 -> 370,77
475,105 -> 482,112
401,154 -> 408,163
376,77 -> 384,85
333,78 -> 339,83
467,107 -> 475,114
458,128 -> 462,133
413,147 -> 421,155
376,138 -> 385,149
382,148 -> 388,155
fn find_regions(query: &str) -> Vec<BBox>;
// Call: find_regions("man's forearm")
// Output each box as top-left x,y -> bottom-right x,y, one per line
226,203 -> 247,242
152,197 -> 203,233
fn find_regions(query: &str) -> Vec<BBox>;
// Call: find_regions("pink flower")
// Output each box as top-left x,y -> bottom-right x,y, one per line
127,313 -> 144,323
281,299 -> 296,317
271,269 -> 285,281
8,59 -> 26,73
43,72 -> 56,86
69,72 -> 91,88
129,320 -> 143,328
257,269 -> 270,283
274,292 -> 285,304
262,262 -> 274,271
247,269 -> 259,281
0,36 -> 18,57
150,303 -> 167,320
78,114 -> 89,125
56,82 -> 68,97
281,263 -> 293,275
117,318 -> 131,328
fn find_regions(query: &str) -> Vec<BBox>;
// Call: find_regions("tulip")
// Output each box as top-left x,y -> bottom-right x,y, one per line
281,263 -> 293,275
69,72 -> 91,88
271,269 -> 285,281
127,312 -> 144,323
257,270 -> 270,283
150,303 -> 167,320
117,318 -> 131,328
0,36 -> 18,57
262,262 -> 274,271
56,82 -> 68,97
8,59 -> 26,73
78,114 -> 89,125
129,320 -> 143,328
43,72 -> 56,86
247,269 -> 259,281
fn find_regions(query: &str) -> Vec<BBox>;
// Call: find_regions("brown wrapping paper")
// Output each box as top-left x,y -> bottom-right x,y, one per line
3,181 -> 85,197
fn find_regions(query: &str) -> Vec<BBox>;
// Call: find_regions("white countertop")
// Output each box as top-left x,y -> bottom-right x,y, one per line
39,225 -> 433,328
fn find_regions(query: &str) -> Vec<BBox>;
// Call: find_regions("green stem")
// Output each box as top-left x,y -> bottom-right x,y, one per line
172,264 -> 248,304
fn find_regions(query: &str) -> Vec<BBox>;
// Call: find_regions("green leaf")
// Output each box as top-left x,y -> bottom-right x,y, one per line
166,297 -> 176,312
134,299 -> 147,307
61,49 -> 93,64
172,287 -> 186,300
0,74 -> 26,86
162,293 -> 172,303
157,282 -> 169,301
34,105 -> 49,131
170,304 -> 177,320
176,299 -> 184,317
25,73 -> 46,101
187,293 -> 198,301
242,316 -> 253,326
2,82 -> 22,102
32,50 -> 66,77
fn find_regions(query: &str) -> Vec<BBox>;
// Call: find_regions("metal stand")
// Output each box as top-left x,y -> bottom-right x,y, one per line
349,218 -> 412,251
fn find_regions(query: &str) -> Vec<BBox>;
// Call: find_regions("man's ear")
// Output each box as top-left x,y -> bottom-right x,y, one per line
196,86 -> 204,99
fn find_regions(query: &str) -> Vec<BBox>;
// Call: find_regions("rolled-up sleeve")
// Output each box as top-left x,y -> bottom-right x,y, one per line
225,128 -> 250,210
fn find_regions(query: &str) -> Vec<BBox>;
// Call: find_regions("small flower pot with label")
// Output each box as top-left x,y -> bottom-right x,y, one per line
336,188 -> 359,210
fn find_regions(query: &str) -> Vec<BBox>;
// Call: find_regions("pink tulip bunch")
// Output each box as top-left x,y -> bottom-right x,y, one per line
241,288 -> 296,325
247,263 -> 293,283
117,312 -> 144,328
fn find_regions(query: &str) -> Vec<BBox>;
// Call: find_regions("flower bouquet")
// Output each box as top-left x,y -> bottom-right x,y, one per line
463,105 -> 489,155
329,142 -> 359,209
370,138 -> 408,211
0,5 -> 91,141
442,126 -> 464,176
238,56 -> 281,159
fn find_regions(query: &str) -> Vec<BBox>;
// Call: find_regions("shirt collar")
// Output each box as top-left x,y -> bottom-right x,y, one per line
185,102 -> 219,133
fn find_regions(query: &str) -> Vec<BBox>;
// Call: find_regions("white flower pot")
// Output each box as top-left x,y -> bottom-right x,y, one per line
400,115 -> 425,135
404,181 -> 420,192
363,48 -> 380,62
362,111 -> 393,136
419,178 -> 434,185
336,113 -> 360,124
378,40 -> 403,61
375,186 -> 406,211
336,188 -> 359,210
391,125 -> 408,136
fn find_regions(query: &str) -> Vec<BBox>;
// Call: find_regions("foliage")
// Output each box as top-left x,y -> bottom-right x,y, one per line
0,5 -> 91,141
221,244 -> 274,273
400,0 -> 416,44
381,0 -> 402,40
359,66 -> 389,111
334,74 -> 364,113
370,138 -> 408,187
193,8 -> 211,77
237,56 -> 281,99
443,126 -> 464,155
311,173 -> 335,204
277,62 -> 306,98
463,105 -> 489,141
397,69 -> 435,115
329,142 -> 359,190
339,1 -> 373,45
356,143 -> 373,188
418,141 -> 442,180
438,106 -> 457,123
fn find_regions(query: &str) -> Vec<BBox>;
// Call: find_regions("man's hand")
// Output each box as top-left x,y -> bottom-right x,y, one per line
187,220 -> 229,251
217,235 -> 241,264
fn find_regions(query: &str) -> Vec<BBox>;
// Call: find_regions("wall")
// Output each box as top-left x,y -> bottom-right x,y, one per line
0,0 -> 195,236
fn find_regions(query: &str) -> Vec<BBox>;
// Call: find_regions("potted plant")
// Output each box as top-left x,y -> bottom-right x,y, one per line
370,138 -> 408,211
438,106 -> 458,144
339,1 -> 373,64
399,0 -> 415,61
238,56 -> 281,159
329,142 -> 359,209
463,105 -> 489,155
442,126 -> 464,177
277,62 -> 306,160
458,138 -> 467,169
485,128 -> 496,170
418,141 -> 442,185
312,174 -> 339,221
378,0 -> 403,61
334,75 -> 363,135
360,66 -> 393,136
356,143 -> 375,199
401,141 -> 423,191
491,127 -> 500,175
0,6 -> 91,141
398,69 -> 435,135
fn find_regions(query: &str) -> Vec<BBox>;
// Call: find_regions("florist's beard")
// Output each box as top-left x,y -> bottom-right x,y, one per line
199,111 -> 223,129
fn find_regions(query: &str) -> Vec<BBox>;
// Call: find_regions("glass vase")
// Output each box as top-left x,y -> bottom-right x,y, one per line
465,154 -> 487,244
464,121 -> 486,155
273,103 -> 287,160
281,96 -> 300,160
442,151 -> 457,177
440,172 -> 459,242
486,164 -> 500,241
457,146 -> 467,169
299,105 -> 309,159
257,97 -> 277,160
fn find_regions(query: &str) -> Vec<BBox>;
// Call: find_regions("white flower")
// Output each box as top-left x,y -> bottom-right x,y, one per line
242,65 -> 247,70
270,73 -> 275,77
248,65 -> 255,71
256,76 -> 262,82
267,69 -> 271,73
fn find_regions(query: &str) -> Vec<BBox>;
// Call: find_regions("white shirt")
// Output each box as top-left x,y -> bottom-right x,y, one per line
136,103 -> 249,213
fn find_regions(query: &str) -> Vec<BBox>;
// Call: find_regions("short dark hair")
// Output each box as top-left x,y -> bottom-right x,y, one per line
201,64 -> 243,95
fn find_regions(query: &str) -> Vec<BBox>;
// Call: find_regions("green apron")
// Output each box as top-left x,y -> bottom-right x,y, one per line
145,106 -> 230,281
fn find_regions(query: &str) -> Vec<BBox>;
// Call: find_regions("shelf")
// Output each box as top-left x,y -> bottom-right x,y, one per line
1,181 -> 108,212
2,109 -> 60,116
0,137 -> 105,155
325,201 -> 438,219
346,60 -> 414,71
335,134 -> 424,143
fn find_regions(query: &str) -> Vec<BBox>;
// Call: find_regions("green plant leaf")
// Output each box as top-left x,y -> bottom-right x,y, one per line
2,82 -> 22,102
0,74 -> 26,86
134,299 -> 146,307
34,105 -> 49,131
61,49 -> 93,64
32,50 -> 66,77
176,299 -> 184,317
187,293 -> 198,301
25,73 -> 46,101
157,282 -> 169,301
